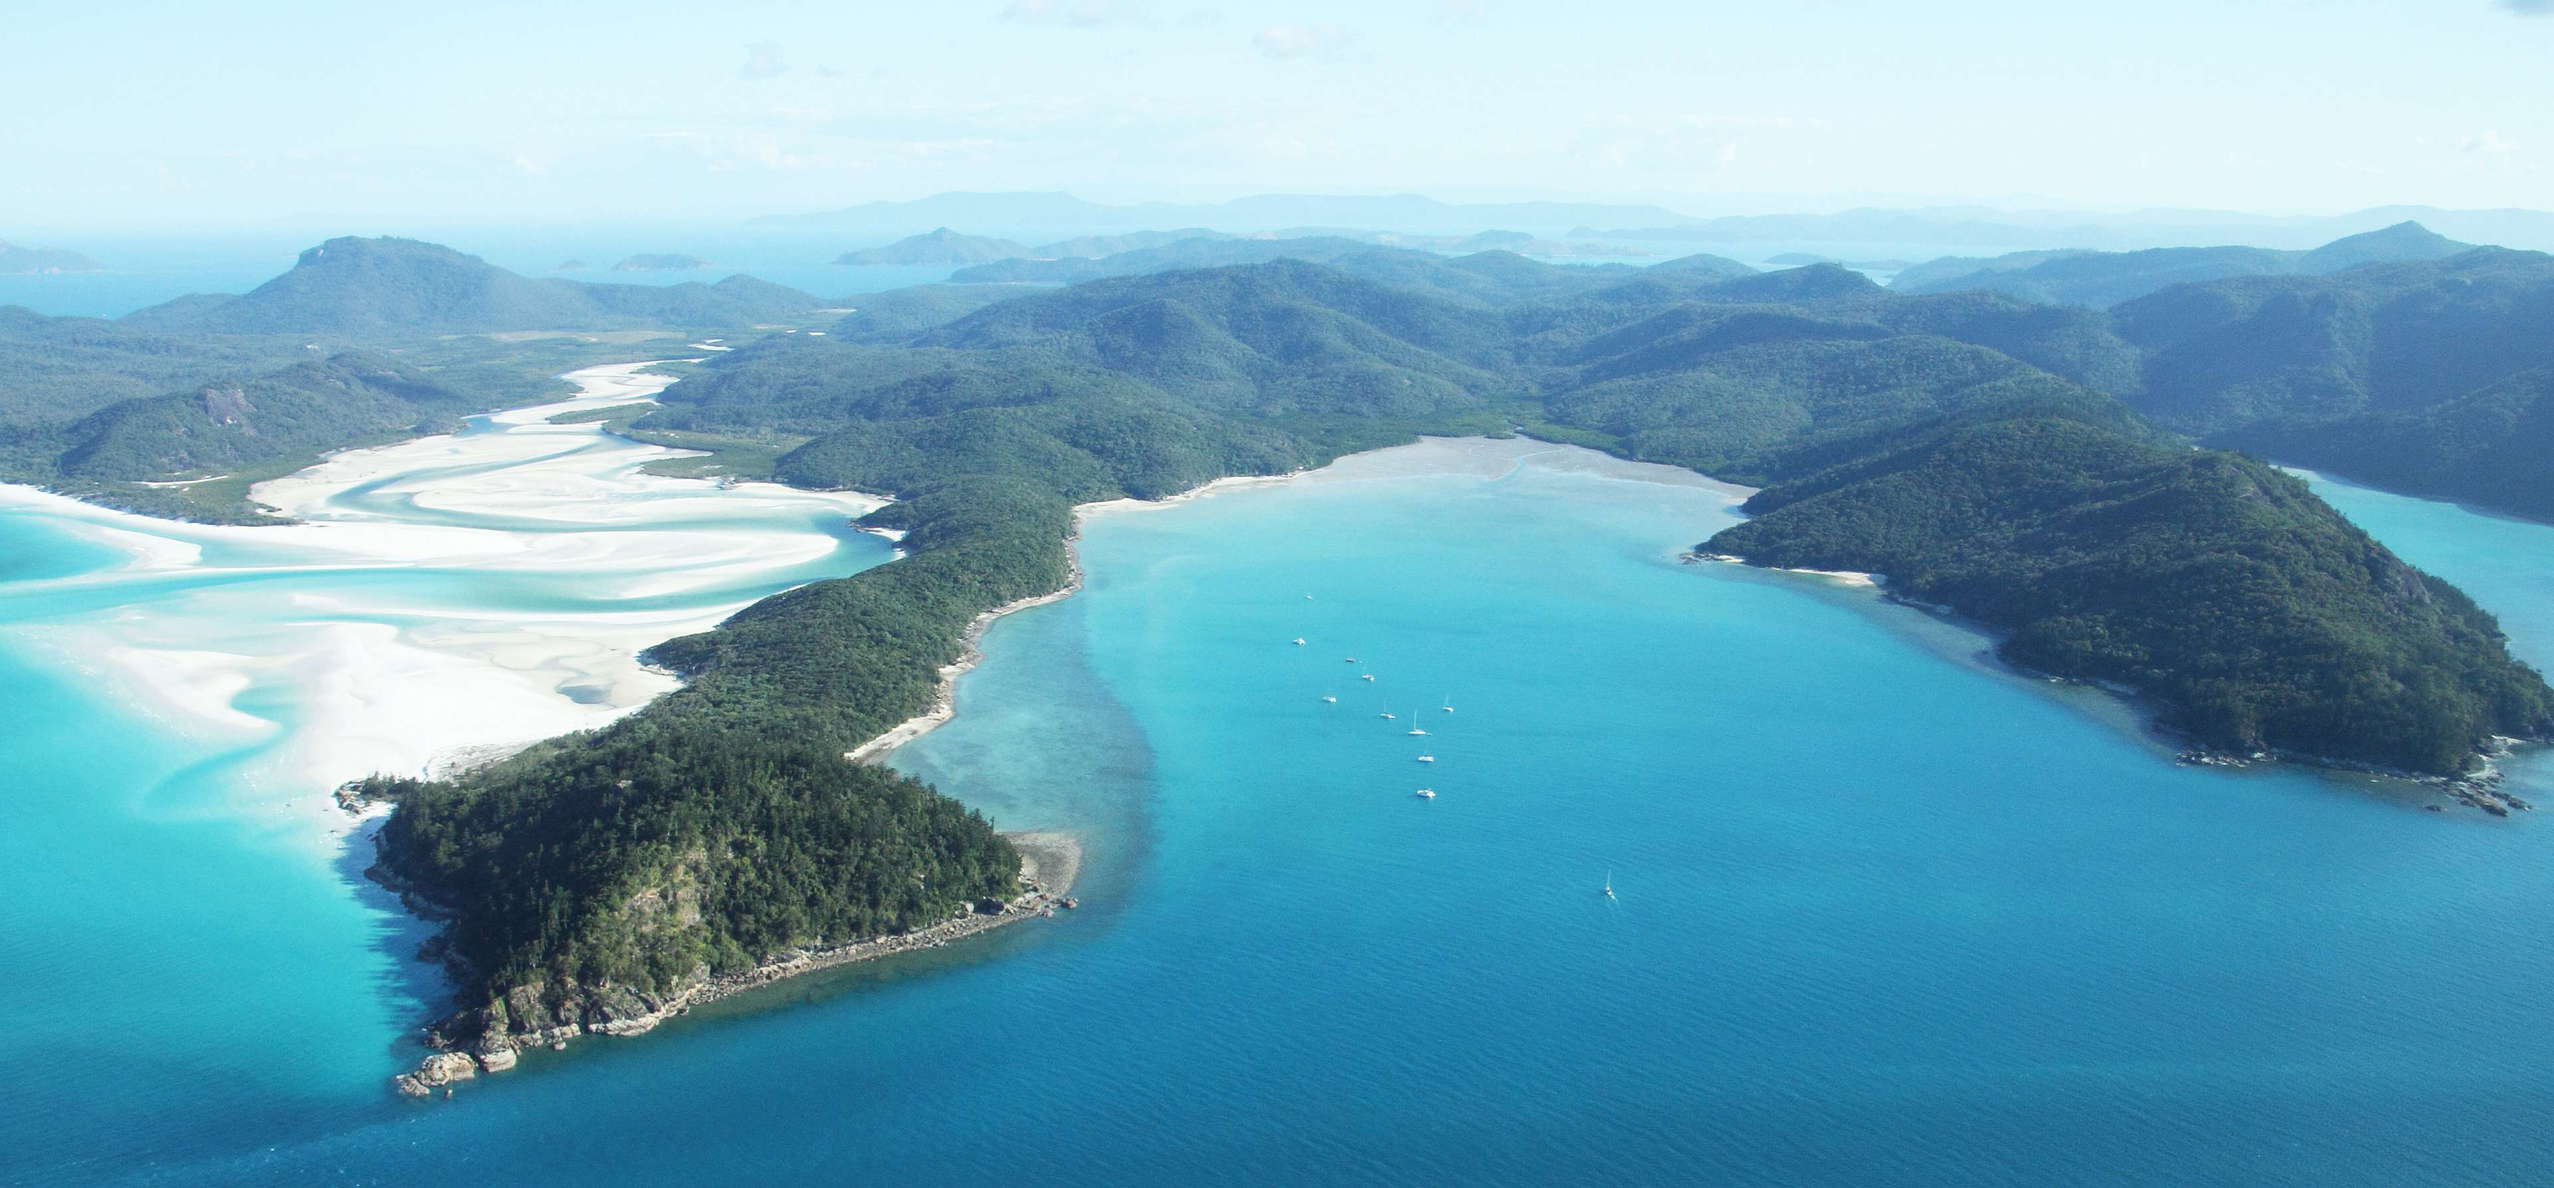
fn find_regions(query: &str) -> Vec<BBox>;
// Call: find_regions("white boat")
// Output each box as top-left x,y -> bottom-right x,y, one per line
1603,870 -> 1616,899
1415,788 -> 1436,800
1407,714 -> 1429,736
1379,710 -> 1397,720
1293,637 -> 1306,646
1321,695 -> 1338,704
1441,695 -> 1455,713
1359,673 -> 1376,682
1344,656 -> 1359,663
1415,755 -> 1434,763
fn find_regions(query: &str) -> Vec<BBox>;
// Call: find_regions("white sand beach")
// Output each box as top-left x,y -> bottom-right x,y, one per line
0,362 -> 885,846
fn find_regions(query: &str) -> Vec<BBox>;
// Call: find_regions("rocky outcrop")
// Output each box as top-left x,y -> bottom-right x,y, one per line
390,1052 -> 477,1098
389,833 -> 1079,1097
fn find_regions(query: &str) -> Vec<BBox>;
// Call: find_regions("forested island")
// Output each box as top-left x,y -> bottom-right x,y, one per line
0,239 -> 104,274
8,231 -> 2550,1092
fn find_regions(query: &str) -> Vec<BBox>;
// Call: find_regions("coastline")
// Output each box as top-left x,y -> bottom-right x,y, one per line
393,830 -> 1082,1097
840,438 -> 1764,771
843,468 -> 1311,767
1683,550 -> 1879,588
1689,551 -> 2533,806
844,439 -> 1760,769
0,360 -> 885,845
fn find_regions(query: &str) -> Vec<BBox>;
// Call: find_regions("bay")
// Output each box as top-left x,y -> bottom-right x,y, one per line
3,438 -> 2551,1185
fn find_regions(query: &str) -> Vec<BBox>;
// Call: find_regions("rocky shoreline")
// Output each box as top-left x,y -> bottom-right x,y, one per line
388,831 -> 1080,1099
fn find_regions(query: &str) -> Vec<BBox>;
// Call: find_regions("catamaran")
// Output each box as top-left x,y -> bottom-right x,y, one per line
1407,710 -> 1429,736
1415,788 -> 1437,800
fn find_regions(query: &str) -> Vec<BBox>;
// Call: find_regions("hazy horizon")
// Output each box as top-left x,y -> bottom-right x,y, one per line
9,0 -> 2551,233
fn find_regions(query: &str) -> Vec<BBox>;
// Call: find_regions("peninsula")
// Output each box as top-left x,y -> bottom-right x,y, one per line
6,233 -> 2547,1095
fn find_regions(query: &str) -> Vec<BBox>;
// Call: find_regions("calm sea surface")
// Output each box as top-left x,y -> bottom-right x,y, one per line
1,441 -> 2549,1186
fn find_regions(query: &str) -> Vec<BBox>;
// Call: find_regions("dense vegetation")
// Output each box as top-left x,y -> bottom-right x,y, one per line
0,307 -> 687,520
613,251 -> 2548,785
367,732 -> 1018,1041
834,227 -> 1028,266
0,236 -> 834,519
828,283 -> 1050,343
1890,221 -> 2472,308
124,236 -> 826,337
945,235 -> 1686,298
55,352 -> 476,480
2109,245 -> 2554,518
2228,367 -> 2554,517
15,232 -> 2546,1061
1706,417 -> 2553,773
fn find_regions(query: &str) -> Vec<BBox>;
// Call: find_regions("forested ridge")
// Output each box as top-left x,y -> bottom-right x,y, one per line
587,247 -> 2551,783
12,232 -> 2545,1072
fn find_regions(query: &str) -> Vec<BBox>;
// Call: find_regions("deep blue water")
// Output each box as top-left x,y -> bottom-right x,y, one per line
2,445 -> 2551,1185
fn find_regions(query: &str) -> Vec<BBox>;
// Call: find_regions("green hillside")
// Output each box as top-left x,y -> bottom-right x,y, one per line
1895,222 -> 2471,308
122,237 -> 824,337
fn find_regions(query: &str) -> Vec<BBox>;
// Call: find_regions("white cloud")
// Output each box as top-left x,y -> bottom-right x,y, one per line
1001,0 -> 1155,27
2460,130 -> 2518,155
739,42 -> 788,80
1252,23 -> 1350,59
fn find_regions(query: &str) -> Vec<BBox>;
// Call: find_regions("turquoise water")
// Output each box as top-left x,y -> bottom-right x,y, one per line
3,444 -> 2552,1184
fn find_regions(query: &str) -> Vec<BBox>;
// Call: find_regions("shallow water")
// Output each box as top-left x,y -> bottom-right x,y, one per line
3,438 -> 2551,1185
0,366 -> 893,1182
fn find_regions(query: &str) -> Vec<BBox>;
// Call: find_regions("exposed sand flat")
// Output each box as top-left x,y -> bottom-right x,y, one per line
1688,551 -> 1882,588
0,362 -> 886,848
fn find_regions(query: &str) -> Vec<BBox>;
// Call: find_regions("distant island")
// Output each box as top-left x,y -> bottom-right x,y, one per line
1890,220 -> 2470,307
612,253 -> 710,272
555,259 -> 590,271
1766,251 -> 1913,270
0,239 -> 104,274
835,227 -> 1028,266
761,190 -> 1693,236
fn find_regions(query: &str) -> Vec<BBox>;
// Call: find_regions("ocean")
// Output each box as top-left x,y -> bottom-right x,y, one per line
1,436 -> 2549,1185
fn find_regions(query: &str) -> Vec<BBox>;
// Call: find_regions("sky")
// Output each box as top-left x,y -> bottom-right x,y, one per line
5,0 -> 2551,231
